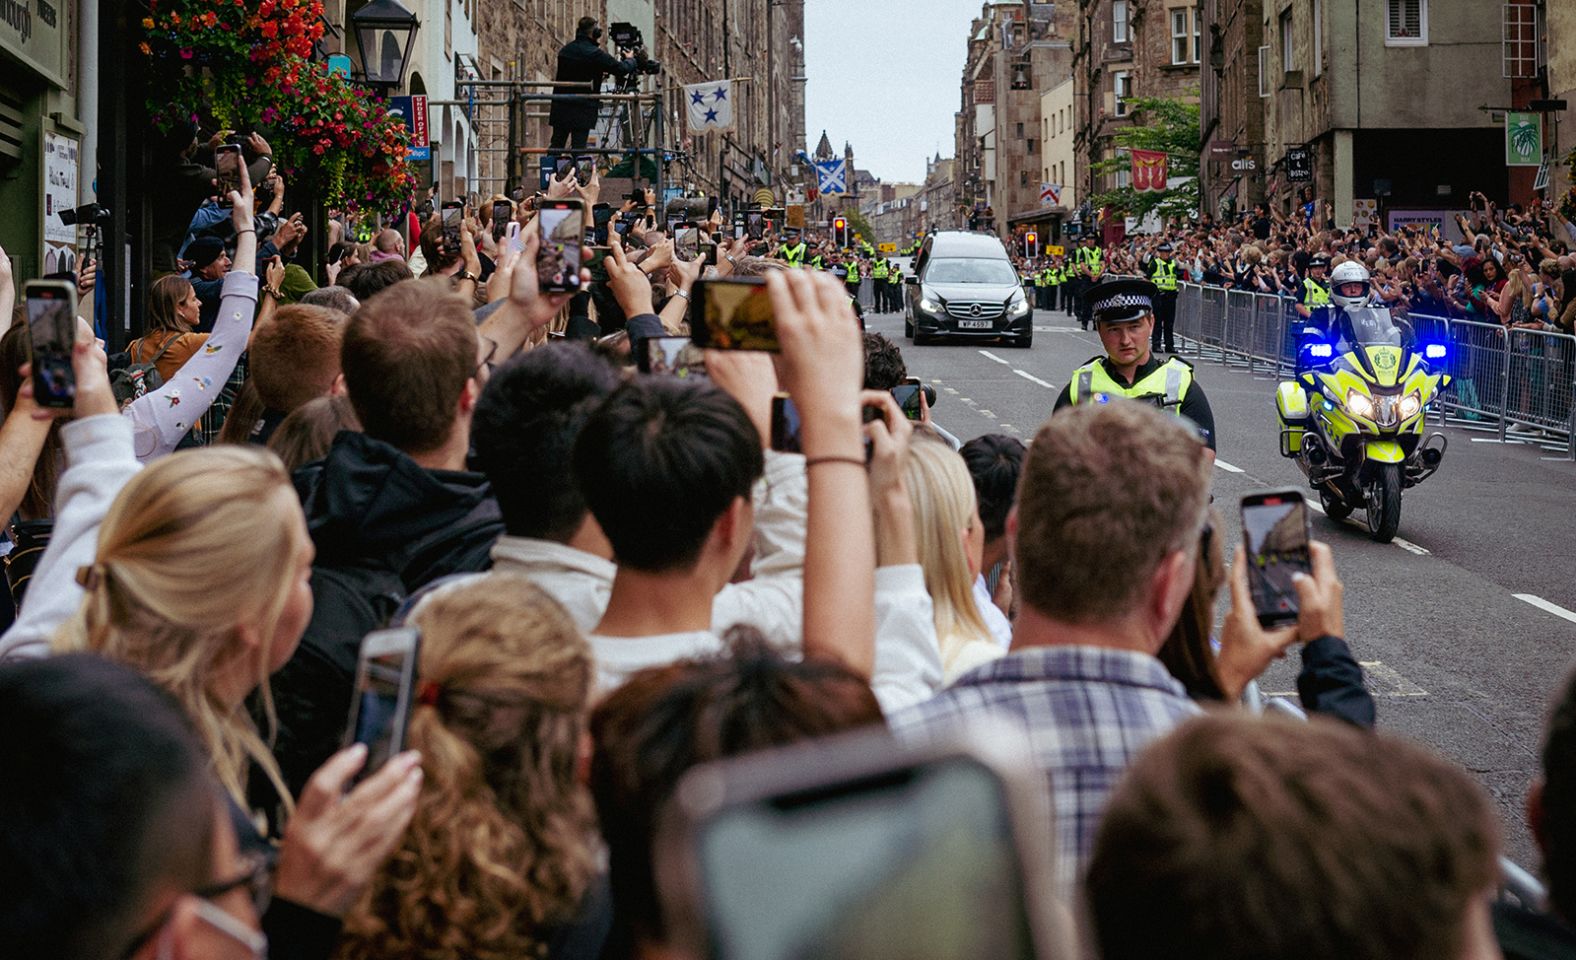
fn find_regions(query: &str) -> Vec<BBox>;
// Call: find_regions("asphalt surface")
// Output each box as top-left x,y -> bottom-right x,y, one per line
866,298 -> 1576,866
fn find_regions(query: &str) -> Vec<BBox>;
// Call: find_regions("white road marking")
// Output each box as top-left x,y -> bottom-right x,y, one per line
1213,458 -> 1245,474
979,410 -> 997,418
1306,500 -> 1325,515
1359,661 -> 1430,697
943,386 -> 959,395
1308,497 -> 1432,555
1514,594 -> 1576,625
1393,538 -> 1430,556
978,350 -> 1010,365
1013,369 -> 1056,389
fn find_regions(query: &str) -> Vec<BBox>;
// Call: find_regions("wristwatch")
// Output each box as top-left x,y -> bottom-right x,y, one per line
453,270 -> 476,283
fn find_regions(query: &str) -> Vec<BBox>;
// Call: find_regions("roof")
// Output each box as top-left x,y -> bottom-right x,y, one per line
926,231 -> 1013,259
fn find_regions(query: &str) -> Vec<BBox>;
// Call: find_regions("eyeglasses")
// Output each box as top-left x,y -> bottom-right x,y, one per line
117,851 -> 272,959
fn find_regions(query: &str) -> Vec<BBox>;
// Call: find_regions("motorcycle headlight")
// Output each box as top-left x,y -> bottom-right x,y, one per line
1345,390 -> 1376,420
1399,392 -> 1422,420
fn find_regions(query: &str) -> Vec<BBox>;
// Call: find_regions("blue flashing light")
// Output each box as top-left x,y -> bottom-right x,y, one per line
1307,343 -> 1334,359
1424,344 -> 1447,360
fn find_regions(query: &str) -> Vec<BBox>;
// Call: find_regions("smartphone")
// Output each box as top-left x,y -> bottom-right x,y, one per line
592,205 -> 615,246
538,199 -> 584,293
492,199 -> 513,240
214,143 -> 243,199
689,278 -> 777,351
25,280 -> 77,409
732,212 -> 746,240
745,211 -> 765,241
575,155 -> 597,185
699,239 -> 719,267
506,220 -> 524,255
638,336 -> 706,378
769,394 -> 803,453
675,225 -> 700,262
1240,489 -> 1313,628
538,156 -> 560,190
325,241 -> 349,264
554,154 -> 575,181
441,200 -> 464,250
655,724 -> 1062,960
343,627 -> 421,782
763,207 -> 786,228
892,378 -> 924,421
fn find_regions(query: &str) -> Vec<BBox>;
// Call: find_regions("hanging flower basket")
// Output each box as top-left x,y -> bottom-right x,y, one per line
140,0 -> 413,213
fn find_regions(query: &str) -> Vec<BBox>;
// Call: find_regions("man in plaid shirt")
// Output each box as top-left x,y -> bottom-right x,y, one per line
890,401 -> 1212,896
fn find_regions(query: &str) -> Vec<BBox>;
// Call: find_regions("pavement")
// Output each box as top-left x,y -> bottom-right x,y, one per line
864,300 -> 1576,867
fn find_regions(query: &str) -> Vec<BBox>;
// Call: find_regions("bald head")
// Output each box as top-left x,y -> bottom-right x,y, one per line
374,229 -> 404,256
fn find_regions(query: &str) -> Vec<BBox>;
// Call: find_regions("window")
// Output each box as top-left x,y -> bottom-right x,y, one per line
1503,1 -> 1541,78
1386,0 -> 1427,45
1027,138 -> 1037,154
1195,8 -> 1202,63
1312,0 -> 1323,75
1280,7 -> 1294,72
1016,122 -> 1025,138
1170,8 -> 1200,64
1113,70 -> 1132,115
1113,0 -> 1129,43
1258,45 -> 1270,96
1020,170 -> 1030,187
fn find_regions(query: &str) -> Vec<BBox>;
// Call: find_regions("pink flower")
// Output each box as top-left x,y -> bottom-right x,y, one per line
179,48 -> 193,59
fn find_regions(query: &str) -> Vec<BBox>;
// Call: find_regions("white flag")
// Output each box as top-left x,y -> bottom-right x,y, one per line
685,81 -> 735,134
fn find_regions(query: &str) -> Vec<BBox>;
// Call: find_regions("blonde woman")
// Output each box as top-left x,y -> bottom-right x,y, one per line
339,573 -> 605,960
0,344 -> 421,946
904,437 -> 1001,683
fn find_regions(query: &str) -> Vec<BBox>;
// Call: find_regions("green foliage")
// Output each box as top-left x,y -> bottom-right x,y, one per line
845,209 -> 880,246
1088,95 -> 1201,223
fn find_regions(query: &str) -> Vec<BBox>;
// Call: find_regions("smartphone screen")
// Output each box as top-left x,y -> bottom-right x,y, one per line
684,753 -> 1037,960
214,144 -> 243,200
492,200 -> 513,239
639,336 -> 706,378
690,278 -> 778,351
1241,490 -> 1312,628
746,211 -> 765,241
26,281 -> 77,409
575,155 -> 597,184
700,240 -> 719,267
733,213 -> 747,240
892,381 -> 923,421
326,242 -> 349,265
441,202 -> 464,249
344,628 -> 421,782
555,154 -> 575,181
538,156 -> 559,190
538,200 -> 584,293
675,226 -> 700,262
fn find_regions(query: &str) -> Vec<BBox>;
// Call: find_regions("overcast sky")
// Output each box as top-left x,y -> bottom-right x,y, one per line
803,0 -> 979,184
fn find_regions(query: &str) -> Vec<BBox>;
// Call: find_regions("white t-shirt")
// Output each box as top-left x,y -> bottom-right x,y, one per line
973,574 -> 1014,651
588,630 -> 724,695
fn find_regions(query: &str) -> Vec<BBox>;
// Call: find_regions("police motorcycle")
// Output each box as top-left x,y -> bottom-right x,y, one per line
1275,262 -> 1449,543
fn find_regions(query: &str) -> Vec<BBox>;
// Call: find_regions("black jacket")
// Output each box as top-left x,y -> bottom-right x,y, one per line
266,431 -> 502,797
549,38 -> 636,130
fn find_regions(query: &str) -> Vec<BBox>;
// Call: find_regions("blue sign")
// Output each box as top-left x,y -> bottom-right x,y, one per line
408,147 -> 430,162
326,54 -> 353,79
388,97 -> 430,162
815,159 -> 848,195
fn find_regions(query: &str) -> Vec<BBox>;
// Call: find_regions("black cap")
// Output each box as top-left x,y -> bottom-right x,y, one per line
1157,241 -> 1174,253
185,236 -> 225,270
1309,255 -> 1329,268
1081,277 -> 1159,324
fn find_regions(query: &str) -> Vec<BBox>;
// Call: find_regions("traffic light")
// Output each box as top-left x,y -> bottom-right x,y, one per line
1024,231 -> 1039,258
833,216 -> 849,248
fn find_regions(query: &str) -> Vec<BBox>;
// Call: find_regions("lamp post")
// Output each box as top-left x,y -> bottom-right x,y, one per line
350,0 -> 420,94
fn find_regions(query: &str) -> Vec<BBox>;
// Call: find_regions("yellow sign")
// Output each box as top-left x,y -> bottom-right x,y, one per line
1049,244 -> 1065,256
753,187 -> 776,207
787,204 -> 806,229
878,243 -> 897,253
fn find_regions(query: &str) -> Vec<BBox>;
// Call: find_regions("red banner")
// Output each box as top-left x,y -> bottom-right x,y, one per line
1130,149 -> 1168,193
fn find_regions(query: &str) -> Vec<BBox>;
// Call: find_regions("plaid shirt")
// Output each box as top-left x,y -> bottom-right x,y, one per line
888,645 -> 1200,895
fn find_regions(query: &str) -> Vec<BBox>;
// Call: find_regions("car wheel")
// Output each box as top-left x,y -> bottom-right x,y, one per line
904,317 -> 914,339
913,330 -> 934,346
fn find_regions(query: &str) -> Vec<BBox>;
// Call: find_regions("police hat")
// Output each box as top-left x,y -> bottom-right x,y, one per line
1309,255 -> 1330,268
1157,241 -> 1174,253
1080,277 -> 1159,324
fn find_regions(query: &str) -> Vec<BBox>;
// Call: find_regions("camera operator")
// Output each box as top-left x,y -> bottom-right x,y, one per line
149,126 -> 274,274
549,18 -> 645,150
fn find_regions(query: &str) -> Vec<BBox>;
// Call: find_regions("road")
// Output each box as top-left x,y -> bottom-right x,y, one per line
864,300 -> 1576,865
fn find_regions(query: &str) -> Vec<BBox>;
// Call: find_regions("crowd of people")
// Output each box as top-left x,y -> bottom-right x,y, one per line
1,140 -> 1575,960
1015,194 -> 1576,335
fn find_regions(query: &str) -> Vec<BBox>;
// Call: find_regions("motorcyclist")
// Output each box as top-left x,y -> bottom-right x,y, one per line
1297,259 -> 1372,375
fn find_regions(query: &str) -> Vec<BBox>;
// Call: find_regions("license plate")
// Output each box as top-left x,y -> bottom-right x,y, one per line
957,319 -> 993,330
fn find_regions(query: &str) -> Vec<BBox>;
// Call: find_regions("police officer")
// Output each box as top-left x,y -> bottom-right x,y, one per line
844,255 -> 862,305
1296,254 -> 1333,320
871,256 -> 890,311
885,259 -> 903,312
1071,236 -> 1105,329
775,229 -> 808,267
1144,240 -> 1181,354
1054,277 -> 1217,458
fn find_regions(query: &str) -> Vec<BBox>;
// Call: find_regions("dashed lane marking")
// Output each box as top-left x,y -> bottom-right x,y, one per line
1359,661 -> 1430,698
1393,538 -> 1430,556
1514,594 -> 1576,625
1307,498 -> 1430,555
1013,369 -> 1056,389
1214,458 -> 1245,474
978,350 -> 1011,365
979,410 -> 997,419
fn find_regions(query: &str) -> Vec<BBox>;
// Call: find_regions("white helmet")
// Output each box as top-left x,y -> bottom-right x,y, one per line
1330,260 -> 1371,309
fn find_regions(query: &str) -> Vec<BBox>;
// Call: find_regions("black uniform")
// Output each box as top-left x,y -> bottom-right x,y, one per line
549,37 -> 637,148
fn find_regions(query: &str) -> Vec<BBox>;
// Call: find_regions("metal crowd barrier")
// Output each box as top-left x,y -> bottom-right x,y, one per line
1173,284 -> 1576,460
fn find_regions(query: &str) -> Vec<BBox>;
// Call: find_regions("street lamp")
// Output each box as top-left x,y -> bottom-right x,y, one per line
350,0 -> 420,91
